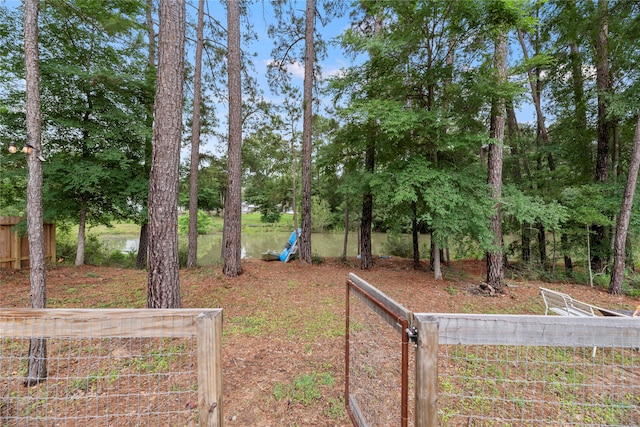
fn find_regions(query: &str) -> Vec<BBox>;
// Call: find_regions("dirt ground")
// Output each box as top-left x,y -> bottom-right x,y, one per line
1,257 -> 638,426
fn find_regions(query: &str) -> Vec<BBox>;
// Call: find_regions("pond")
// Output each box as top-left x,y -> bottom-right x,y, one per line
99,231 -> 414,266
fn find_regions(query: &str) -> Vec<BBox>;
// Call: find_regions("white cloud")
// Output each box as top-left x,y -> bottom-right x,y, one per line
264,59 -> 305,80
286,61 -> 305,79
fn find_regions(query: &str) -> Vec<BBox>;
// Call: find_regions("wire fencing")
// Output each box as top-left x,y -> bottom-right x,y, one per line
416,314 -> 640,426
346,273 -> 413,427
0,309 -> 222,426
346,274 -> 640,427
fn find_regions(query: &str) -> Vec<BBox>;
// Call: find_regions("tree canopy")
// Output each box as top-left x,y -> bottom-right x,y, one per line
1,0 -> 640,289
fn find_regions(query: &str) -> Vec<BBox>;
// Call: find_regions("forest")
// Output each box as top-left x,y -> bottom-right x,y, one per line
1,0 -> 640,306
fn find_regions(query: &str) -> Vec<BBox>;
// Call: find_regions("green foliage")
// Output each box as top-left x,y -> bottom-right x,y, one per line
242,127 -> 293,220
561,184 -> 618,228
178,239 -> 189,269
371,156 -> 494,251
273,371 -> 335,407
0,171 -> 26,216
56,230 -> 138,268
260,205 -> 281,224
311,196 -> 333,232
0,1 -> 151,230
382,233 -> 412,258
484,0 -> 528,30
80,235 -> 106,266
178,157 -> 227,213
55,233 -> 77,265
178,210 -> 213,235
622,272 -> 640,298
502,185 -> 568,231
324,396 -> 346,420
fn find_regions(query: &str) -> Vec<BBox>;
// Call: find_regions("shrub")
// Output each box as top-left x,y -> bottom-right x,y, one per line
56,233 -> 138,268
178,210 -> 213,235
382,233 -> 412,258
178,239 -> 189,268
260,206 -> 281,224
311,196 -> 333,232
55,234 -> 77,265
83,234 -> 110,265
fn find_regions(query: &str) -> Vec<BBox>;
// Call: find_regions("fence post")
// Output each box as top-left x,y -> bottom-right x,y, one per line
12,225 -> 20,268
414,317 -> 438,427
197,311 -> 224,426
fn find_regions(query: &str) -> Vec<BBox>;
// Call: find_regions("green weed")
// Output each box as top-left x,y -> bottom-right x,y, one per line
273,371 -> 335,407
444,285 -> 458,295
324,396 -> 346,420
227,315 -> 268,337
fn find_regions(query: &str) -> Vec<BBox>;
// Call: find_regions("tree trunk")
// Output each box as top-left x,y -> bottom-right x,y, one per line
592,0 -> 611,273
24,0 -> 47,386
506,103 -> 532,265
517,29 -> 551,151
342,193 -> 349,261
486,32 -> 507,290
569,39 -> 591,177
537,221 -> 547,269
136,223 -> 148,269
506,104 -> 521,178
291,127 -> 299,249
299,0 -> 315,264
222,0 -> 243,277
75,206 -> 86,266
137,0 -> 156,271
359,12 -> 382,271
566,0 -> 587,131
360,140 -> 374,270
147,0 -> 185,308
187,0 -> 205,268
609,112 -> 640,294
521,227 -> 531,264
360,192 -> 373,269
412,202 -> 420,269
561,233 -> 573,277
433,241 -> 442,280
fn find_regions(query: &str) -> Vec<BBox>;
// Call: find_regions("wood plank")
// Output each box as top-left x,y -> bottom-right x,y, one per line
0,308 -> 221,338
414,317 -> 438,427
0,216 -> 21,226
414,314 -> 640,348
12,224 -> 20,269
197,311 -> 224,427
347,394 -> 369,427
349,273 -> 411,334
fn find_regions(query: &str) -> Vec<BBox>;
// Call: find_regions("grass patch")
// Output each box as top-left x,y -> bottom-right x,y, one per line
324,396 -> 346,420
75,223 -> 141,235
226,315 -> 268,337
273,371 -> 335,406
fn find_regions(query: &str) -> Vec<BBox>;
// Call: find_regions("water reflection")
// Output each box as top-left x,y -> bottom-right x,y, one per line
99,231 -> 406,266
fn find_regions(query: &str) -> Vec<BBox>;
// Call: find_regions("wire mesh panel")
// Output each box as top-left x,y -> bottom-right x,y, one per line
414,314 -> 640,427
0,309 -> 222,426
346,274 -> 413,427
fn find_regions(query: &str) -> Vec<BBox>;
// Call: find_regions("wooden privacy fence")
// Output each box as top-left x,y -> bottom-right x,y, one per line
0,216 -> 56,269
0,308 -> 223,426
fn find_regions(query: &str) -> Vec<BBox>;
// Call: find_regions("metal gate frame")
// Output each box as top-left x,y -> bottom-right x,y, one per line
345,273 -> 412,427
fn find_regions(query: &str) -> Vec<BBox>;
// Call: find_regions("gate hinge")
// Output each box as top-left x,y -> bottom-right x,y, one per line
406,326 -> 418,347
